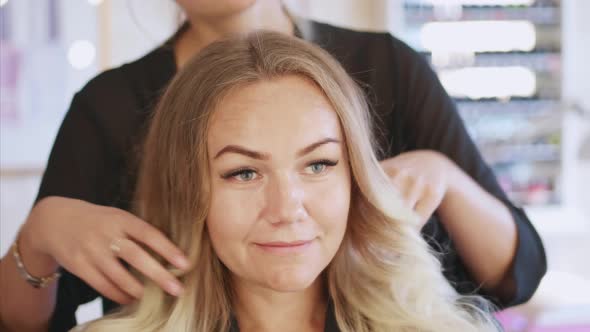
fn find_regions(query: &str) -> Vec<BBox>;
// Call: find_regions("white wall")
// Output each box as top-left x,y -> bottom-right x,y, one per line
101,0 -> 178,69
562,0 -> 590,111
561,0 -> 590,216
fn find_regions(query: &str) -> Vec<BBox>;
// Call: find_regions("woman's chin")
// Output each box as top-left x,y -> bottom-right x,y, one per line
262,268 -> 321,292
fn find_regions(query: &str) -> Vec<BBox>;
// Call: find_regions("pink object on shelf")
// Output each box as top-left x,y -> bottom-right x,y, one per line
529,326 -> 590,332
495,310 -> 530,332
494,307 -> 590,332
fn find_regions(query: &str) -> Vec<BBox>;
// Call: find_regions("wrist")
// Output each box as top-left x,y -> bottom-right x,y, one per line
19,215 -> 60,276
439,159 -> 469,214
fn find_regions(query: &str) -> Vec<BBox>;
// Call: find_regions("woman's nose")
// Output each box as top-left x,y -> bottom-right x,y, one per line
263,174 -> 306,225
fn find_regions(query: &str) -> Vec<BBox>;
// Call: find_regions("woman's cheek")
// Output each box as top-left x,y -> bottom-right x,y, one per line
208,185 -> 261,242
308,173 -> 351,233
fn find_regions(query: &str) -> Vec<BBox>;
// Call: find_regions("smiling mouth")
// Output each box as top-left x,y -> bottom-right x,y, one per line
253,239 -> 315,254
255,240 -> 313,247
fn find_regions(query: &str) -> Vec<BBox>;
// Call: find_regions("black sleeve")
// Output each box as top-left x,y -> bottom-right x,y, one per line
36,93 -> 111,204
35,92 -> 109,332
394,40 -> 547,308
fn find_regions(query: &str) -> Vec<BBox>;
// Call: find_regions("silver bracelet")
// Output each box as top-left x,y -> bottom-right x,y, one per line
12,237 -> 61,289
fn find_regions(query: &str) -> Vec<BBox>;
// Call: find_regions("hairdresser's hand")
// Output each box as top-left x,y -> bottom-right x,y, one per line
20,196 -> 190,304
380,150 -> 458,228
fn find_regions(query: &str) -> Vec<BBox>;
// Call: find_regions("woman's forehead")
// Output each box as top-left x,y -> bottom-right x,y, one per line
207,76 -> 345,151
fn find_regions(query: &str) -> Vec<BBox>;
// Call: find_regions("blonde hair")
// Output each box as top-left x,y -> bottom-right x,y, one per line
79,31 -> 500,332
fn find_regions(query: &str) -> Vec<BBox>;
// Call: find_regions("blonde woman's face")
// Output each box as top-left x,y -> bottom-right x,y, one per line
207,76 -> 351,292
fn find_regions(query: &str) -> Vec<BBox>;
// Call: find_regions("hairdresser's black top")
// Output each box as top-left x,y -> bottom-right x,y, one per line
40,19 -> 546,331
226,301 -> 341,332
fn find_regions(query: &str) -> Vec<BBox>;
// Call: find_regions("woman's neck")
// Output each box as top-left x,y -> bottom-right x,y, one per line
174,0 -> 294,68
232,277 -> 327,332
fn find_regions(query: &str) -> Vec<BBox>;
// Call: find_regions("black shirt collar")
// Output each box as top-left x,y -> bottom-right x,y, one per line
228,299 -> 340,332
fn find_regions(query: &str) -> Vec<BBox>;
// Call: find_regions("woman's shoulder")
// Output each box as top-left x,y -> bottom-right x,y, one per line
64,45 -> 176,151
305,19 -> 430,86
307,19 -> 422,60
75,44 -> 176,113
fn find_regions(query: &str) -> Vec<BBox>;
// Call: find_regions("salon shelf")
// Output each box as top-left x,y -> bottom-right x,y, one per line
424,52 -> 561,72
457,99 -> 560,116
404,5 -> 560,25
404,0 -> 561,9
407,29 -> 561,54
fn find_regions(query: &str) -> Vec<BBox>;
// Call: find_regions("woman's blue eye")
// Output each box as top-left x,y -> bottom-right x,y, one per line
222,168 -> 258,182
306,160 -> 338,175
237,170 -> 256,181
310,163 -> 326,174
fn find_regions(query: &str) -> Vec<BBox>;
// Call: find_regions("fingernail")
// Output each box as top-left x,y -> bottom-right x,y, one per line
167,281 -> 184,296
175,256 -> 190,269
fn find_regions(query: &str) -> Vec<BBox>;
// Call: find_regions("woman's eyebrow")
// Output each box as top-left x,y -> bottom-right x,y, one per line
213,138 -> 340,160
214,145 -> 270,160
296,138 -> 340,157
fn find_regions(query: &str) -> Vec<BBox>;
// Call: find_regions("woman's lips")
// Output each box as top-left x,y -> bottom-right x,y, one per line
254,239 -> 314,254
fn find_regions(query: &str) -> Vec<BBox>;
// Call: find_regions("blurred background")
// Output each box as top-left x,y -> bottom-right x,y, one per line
1,0 -> 588,331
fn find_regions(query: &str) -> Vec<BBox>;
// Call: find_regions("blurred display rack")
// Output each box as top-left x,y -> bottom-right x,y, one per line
404,1 -> 561,25
401,0 -> 563,206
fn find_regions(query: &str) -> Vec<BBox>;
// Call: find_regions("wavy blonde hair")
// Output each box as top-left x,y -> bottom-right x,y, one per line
78,31 -> 500,332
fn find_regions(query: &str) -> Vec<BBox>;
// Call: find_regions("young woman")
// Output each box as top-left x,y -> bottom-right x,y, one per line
76,30 -> 500,332
0,1 -> 545,331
